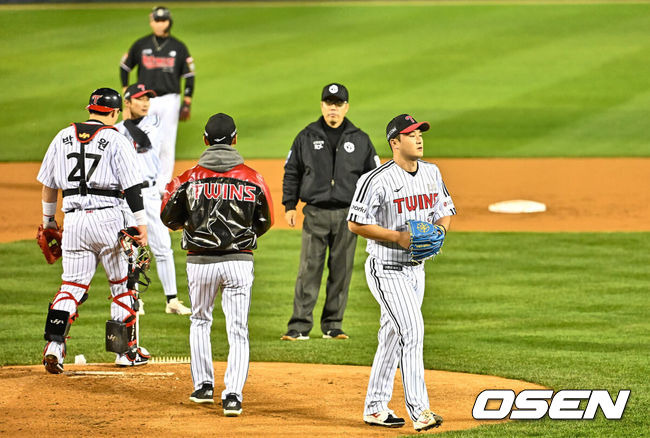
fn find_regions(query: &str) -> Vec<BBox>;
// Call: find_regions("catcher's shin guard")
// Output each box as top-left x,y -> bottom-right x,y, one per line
44,288 -> 88,342
44,307 -> 71,343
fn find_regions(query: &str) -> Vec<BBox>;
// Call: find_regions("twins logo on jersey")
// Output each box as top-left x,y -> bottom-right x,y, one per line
393,193 -> 438,214
192,182 -> 256,202
142,54 -> 175,70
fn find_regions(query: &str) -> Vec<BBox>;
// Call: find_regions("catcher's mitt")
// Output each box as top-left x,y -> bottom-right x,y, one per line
406,220 -> 446,263
37,223 -> 62,264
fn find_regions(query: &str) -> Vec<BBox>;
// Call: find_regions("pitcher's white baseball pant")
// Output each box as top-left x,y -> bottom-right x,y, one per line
364,256 -> 430,421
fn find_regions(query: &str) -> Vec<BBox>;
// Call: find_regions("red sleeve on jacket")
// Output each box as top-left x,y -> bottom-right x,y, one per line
161,165 -> 198,212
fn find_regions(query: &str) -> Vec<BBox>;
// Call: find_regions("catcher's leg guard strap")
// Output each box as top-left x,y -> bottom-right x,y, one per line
44,307 -> 71,342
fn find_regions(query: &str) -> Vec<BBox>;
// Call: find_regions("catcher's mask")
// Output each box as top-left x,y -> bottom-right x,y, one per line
118,227 -> 152,290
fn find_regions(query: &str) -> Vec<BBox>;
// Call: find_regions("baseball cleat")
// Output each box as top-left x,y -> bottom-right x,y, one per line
43,354 -> 64,374
363,411 -> 405,428
414,409 -> 443,431
323,329 -> 349,339
137,298 -> 145,315
222,393 -> 242,416
166,298 -> 191,316
190,383 -> 214,404
115,347 -> 150,367
281,329 -> 309,341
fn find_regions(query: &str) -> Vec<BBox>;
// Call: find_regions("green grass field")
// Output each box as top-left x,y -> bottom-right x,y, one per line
1,2 -> 649,437
1,231 -> 648,436
1,2 -> 650,160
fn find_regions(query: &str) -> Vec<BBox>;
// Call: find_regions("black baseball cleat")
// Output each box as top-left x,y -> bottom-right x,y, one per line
43,354 -> 64,374
222,393 -> 242,416
363,411 -> 405,428
323,328 -> 349,339
190,383 -> 215,404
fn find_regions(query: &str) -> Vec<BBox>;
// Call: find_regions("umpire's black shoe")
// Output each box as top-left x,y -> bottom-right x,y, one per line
323,329 -> 349,339
222,393 -> 242,417
43,354 -> 64,375
281,329 -> 309,341
363,411 -> 405,428
189,383 -> 214,404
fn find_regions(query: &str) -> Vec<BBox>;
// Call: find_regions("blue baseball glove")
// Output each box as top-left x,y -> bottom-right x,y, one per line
406,220 -> 446,263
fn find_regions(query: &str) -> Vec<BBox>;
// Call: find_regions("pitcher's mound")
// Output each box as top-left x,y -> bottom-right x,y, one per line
1,361 -> 546,436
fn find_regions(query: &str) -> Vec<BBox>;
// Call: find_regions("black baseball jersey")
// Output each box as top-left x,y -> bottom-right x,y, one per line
120,34 -> 195,96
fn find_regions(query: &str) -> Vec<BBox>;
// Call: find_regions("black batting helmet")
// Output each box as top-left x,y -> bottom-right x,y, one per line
86,88 -> 122,113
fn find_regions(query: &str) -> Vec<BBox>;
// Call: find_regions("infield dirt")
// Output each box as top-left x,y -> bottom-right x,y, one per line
3,158 -> 649,244
2,158 -> 648,436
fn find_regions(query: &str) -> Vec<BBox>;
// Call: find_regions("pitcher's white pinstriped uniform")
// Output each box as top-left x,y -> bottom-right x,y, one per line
116,115 -> 178,300
37,122 -> 144,363
347,159 -> 456,421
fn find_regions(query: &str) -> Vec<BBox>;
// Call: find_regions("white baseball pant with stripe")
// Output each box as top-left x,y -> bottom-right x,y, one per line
187,260 -> 253,402
44,207 -> 133,362
363,256 -> 430,420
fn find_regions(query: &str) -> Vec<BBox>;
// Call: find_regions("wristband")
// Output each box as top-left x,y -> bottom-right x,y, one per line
133,209 -> 147,226
42,201 -> 57,224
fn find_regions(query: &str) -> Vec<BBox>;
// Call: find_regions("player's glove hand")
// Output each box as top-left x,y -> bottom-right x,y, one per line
406,220 -> 446,263
179,100 -> 191,121
37,222 -> 62,264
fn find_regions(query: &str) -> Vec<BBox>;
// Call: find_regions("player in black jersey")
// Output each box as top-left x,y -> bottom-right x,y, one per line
120,6 -> 196,191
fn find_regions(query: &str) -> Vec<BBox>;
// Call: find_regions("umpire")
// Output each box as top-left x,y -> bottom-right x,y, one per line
281,83 -> 379,341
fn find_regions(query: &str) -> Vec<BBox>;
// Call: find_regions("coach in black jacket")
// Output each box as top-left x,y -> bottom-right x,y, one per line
281,83 -> 379,341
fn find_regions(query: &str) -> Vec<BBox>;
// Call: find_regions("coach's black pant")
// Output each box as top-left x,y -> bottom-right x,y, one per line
287,205 -> 357,335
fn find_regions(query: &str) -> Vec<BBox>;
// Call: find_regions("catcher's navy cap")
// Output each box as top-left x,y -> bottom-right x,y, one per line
124,84 -> 156,100
204,113 -> 237,145
321,83 -> 349,102
86,87 -> 122,113
152,6 -> 171,21
386,114 -> 430,143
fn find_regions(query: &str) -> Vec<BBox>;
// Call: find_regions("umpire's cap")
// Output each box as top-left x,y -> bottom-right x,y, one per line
322,83 -> 348,102
386,114 -> 430,143
86,88 -> 122,113
152,6 -> 171,21
204,113 -> 237,145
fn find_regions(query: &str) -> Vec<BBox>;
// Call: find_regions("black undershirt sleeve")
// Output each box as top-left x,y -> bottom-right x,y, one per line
184,75 -> 195,98
120,68 -> 129,88
124,184 -> 144,213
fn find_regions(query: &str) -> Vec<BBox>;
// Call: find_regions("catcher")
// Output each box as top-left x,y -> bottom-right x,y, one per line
347,113 -> 455,431
37,87 -> 150,374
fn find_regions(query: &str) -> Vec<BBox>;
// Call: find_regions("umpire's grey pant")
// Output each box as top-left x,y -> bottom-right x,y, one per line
287,205 -> 357,334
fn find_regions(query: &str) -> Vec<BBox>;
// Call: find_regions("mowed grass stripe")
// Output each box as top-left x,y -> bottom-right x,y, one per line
2,4 -> 650,160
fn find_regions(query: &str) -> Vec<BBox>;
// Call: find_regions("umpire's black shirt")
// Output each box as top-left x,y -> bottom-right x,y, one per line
282,116 -> 379,211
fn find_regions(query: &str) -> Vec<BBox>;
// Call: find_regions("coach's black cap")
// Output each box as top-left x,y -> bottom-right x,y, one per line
204,113 -> 237,145
152,6 -> 171,21
321,83 -> 349,102
386,114 -> 430,143
124,84 -> 156,100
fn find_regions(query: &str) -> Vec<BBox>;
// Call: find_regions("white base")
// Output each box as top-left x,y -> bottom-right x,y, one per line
488,200 -> 546,214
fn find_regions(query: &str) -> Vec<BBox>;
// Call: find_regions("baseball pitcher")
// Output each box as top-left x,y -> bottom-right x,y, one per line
347,114 -> 456,432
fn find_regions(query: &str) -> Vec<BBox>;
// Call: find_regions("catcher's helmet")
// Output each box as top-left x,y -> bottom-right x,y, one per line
86,88 -> 122,113
152,6 -> 171,21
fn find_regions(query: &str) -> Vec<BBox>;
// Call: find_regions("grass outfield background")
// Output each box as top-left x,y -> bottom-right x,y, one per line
1,1 -> 649,437
1,231 -> 648,436
1,2 -> 650,160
